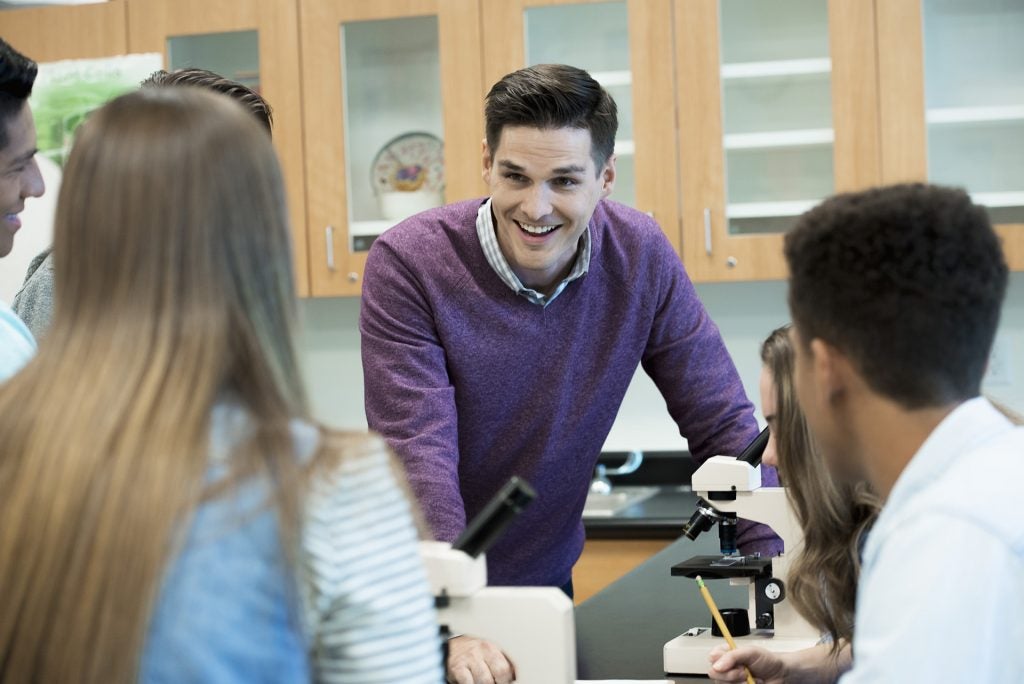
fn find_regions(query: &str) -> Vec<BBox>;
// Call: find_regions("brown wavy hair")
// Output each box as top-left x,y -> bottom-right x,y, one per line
761,325 -> 880,647
0,88 -> 341,682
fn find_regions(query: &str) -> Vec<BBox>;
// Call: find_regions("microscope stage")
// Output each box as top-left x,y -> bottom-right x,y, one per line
670,554 -> 772,580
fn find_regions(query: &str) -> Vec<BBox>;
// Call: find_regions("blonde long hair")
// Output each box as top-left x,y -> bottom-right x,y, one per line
761,325 -> 879,647
0,88 -> 312,682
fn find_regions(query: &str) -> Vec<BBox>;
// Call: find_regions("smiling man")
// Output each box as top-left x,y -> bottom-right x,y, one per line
0,37 -> 44,381
360,64 -> 777,684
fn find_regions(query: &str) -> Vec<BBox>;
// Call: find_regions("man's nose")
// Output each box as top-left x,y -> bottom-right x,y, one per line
22,157 -> 45,199
520,185 -> 553,220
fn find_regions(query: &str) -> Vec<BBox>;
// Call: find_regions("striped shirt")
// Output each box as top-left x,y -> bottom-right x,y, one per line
475,199 -> 591,307
301,437 -> 443,682
143,402 -> 443,683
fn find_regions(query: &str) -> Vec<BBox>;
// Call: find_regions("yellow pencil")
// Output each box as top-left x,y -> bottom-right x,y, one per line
696,575 -> 756,684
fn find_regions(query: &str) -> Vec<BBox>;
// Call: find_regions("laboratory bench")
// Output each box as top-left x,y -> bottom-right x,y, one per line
575,532 -> 749,682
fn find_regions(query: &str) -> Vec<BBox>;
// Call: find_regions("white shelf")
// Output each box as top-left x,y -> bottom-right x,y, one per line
724,128 -> 833,150
591,70 -> 632,88
972,191 -> 1024,208
927,105 -> 1024,125
727,199 -> 819,219
721,58 -> 831,80
614,140 -> 635,156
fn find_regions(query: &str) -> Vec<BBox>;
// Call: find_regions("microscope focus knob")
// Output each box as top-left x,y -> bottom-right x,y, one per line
761,579 -> 785,604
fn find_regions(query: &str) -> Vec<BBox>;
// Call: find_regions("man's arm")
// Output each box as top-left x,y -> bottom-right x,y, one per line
359,237 -> 467,542
642,237 -> 782,554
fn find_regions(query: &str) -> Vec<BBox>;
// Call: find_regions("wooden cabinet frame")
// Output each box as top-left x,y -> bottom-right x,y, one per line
299,0 -> 487,297
676,0 -> 883,282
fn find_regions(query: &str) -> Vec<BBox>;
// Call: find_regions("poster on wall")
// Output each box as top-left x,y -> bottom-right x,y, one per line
30,52 -> 163,167
0,53 -> 163,302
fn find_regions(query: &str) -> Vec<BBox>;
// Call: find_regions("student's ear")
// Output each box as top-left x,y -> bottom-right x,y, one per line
810,338 -> 849,405
600,155 -> 616,198
482,138 -> 493,185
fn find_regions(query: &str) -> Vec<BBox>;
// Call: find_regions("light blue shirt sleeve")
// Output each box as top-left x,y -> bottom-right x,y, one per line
840,514 -> 1024,683
0,299 -> 36,382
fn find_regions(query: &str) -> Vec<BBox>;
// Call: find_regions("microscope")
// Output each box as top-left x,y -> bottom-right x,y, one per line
420,477 -> 577,682
663,427 -> 821,675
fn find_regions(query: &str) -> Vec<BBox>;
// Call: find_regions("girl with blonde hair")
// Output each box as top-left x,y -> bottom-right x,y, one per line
0,88 -> 441,683
710,324 -> 879,683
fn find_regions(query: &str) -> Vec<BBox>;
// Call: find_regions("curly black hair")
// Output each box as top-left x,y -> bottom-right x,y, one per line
785,183 -> 1007,409
0,37 -> 37,150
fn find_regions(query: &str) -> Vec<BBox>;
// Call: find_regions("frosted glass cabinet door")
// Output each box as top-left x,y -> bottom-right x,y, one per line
677,0 -> 880,282
878,0 -> 1024,270
301,0 -> 485,297
481,0 -> 680,254
923,0 -> 1024,227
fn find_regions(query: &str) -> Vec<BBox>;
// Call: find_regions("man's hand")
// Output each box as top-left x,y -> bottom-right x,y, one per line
708,644 -> 787,683
446,636 -> 516,684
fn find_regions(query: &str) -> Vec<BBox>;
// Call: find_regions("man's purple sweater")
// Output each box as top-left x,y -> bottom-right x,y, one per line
360,197 -> 781,586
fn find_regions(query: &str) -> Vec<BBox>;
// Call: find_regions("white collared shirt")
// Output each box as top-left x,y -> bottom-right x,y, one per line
475,199 -> 590,307
0,299 -> 35,382
840,397 -> 1024,682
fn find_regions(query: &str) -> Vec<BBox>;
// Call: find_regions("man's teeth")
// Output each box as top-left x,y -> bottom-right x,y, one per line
520,222 -> 558,235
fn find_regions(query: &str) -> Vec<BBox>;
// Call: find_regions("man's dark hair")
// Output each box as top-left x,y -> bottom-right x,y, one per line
485,63 -> 616,172
0,37 -> 38,150
785,183 -> 1008,409
141,68 -> 273,136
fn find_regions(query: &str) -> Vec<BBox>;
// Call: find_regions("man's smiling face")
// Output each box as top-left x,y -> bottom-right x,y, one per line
0,101 -> 45,257
483,125 -> 614,295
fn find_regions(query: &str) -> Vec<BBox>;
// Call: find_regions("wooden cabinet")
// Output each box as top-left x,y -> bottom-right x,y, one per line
298,0 -> 487,297
1,1 -> 128,63
479,0 -> 883,282
126,0 -> 311,296
573,537 -> 672,605
677,0 -> 883,282
7,0 -> 1019,292
876,0 -> 1024,270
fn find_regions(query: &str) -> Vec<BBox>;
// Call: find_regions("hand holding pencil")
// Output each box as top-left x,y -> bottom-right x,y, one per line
697,575 -> 756,684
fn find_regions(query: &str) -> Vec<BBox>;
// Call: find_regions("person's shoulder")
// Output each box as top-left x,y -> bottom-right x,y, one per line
589,199 -> 686,288
0,299 -> 36,364
591,198 -> 664,239
373,198 -> 485,254
888,427 -> 1024,554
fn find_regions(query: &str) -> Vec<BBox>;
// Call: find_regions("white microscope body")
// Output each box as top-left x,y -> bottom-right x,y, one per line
420,540 -> 577,683
663,455 -> 821,675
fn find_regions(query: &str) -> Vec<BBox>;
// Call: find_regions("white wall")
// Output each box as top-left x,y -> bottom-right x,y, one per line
297,273 -> 1024,449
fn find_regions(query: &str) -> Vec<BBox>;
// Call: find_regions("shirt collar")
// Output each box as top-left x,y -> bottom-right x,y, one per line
475,199 -> 590,307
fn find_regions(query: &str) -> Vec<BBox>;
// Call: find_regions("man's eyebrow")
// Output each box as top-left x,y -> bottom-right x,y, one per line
552,164 -> 586,175
9,148 -> 38,166
497,160 -> 525,172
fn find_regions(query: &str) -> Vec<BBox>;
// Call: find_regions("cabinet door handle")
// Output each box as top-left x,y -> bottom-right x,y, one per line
325,225 -> 336,271
703,208 -> 712,256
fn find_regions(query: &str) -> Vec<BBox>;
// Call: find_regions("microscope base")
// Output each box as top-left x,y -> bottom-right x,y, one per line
663,630 -> 819,675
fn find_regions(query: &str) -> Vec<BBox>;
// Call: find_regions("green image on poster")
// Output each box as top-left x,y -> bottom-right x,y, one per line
30,53 -> 163,167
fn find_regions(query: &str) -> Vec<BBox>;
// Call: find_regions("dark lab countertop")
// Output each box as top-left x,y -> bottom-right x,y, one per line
576,532 -> 750,681
583,486 -> 699,539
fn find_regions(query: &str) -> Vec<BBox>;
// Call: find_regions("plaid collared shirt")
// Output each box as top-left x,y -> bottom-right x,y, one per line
475,199 -> 591,307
